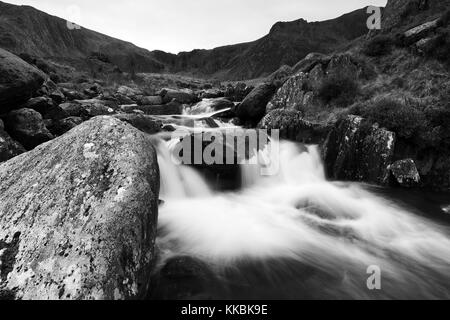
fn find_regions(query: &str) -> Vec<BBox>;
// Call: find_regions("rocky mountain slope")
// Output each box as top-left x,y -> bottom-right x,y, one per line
0,1 -> 168,73
0,1 -> 369,80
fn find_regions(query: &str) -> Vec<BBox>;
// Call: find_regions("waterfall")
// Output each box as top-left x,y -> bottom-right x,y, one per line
152,127 -> 450,299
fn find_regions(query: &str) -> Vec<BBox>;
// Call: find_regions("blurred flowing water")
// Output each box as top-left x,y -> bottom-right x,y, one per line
150,108 -> 450,300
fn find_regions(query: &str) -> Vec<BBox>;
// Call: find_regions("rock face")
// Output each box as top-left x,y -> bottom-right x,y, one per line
0,48 -> 46,112
322,115 -> 396,184
236,83 -> 277,124
388,159 -> 421,187
0,116 -> 160,300
5,108 -> 54,150
0,126 -> 26,163
258,109 -> 328,144
266,73 -> 311,113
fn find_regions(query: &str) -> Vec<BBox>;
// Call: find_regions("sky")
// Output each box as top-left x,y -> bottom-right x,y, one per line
6,0 -> 388,53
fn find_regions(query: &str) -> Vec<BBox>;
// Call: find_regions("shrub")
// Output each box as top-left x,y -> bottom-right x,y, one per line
362,35 -> 394,57
351,96 -> 428,139
318,75 -> 359,108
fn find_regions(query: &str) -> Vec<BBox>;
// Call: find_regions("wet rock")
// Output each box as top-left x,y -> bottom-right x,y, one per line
322,115 -> 396,184
114,114 -> 162,135
160,88 -> 198,104
5,108 -> 54,150
258,109 -> 329,144
389,159 -> 421,187
0,48 -> 46,112
0,116 -> 160,300
139,96 -> 163,106
150,256 -> 217,300
236,83 -> 277,124
117,85 -> 143,98
0,127 -> 26,163
189,98 -> 234,115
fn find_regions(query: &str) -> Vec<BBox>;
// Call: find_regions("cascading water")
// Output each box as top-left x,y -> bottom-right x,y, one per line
150,108 -> 450,300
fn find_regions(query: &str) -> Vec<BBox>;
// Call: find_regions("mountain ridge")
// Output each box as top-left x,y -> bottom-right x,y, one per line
0,1 -> 372,80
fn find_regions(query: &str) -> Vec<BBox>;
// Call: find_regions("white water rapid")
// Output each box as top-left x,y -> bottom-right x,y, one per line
150,111 -> 450,300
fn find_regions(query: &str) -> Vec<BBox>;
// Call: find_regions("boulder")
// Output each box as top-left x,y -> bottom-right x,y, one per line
22,96 -> 53,113
46,117 -> 84,136
189,98 -> 234,115
224,83 -> 253,102
160,88 -> 197,104
5,108 -> 54,150
139,96 -> 163,106
0,48 -> 46,112
72,99 -> 117,118
0,127 -> 26,163
403,18 -> 440,45
388,159 -> 421,187
49,89 -> 65,104
322,115 -> 396,184
114,114 -> 162,135
22,97 -> 67,120
266,73 -> 310,113
201,89 -> 225,99
121,100 -> 183,116
292,53 -> 328,75
236,83 -> 277,124
258,109 -> 329,144
0,116 -> 160,300
61,88 -> 87,101
117,86 -> 143,98
60,102 -> 88,118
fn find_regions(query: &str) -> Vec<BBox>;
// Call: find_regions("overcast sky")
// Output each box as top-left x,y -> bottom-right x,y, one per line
7,0 -> 387,53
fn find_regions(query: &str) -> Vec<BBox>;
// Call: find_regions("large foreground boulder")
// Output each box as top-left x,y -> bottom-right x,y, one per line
0,116 -> 160,300
5,108 -> 54,150
322,115 -> 396,184
0,48 -> 46,112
